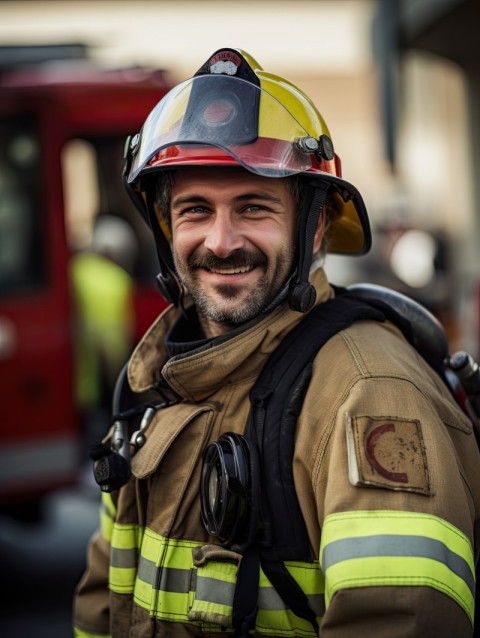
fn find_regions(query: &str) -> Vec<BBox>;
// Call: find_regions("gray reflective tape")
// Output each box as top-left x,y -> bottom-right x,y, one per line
156,566 -> 193,593
258,585 -> 325,616
138,554 -> 156,584
258,586 -> 287,610
307,593 -> 326,617
137,555 -> 193,594
322,534 -> 475,598
111,546 -> 138,569
132,550 -> 325,618
196,575 -> 235,606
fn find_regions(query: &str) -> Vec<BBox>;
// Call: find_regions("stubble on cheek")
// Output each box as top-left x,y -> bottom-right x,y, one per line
172,239 -> 295,326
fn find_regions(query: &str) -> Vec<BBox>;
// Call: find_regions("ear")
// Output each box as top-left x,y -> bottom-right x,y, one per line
313,207 -> 327,254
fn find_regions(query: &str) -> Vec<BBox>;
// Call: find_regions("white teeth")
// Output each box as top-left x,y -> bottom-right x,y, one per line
210,265 -> 253,275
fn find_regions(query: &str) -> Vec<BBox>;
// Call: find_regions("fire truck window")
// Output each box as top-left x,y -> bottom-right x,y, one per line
63,139 -> 100,251
64,136 -> 159,284
0,116 -> 43,294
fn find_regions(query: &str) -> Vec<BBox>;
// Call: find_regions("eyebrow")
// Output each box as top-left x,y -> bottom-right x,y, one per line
171,192 -> 285,209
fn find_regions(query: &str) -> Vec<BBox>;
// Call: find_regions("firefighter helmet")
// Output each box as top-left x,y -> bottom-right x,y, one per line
124,48 -> 371,310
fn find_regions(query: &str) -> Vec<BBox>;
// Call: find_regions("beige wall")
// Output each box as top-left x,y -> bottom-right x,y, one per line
1,1 -> 477,348
293,71 -> 386,223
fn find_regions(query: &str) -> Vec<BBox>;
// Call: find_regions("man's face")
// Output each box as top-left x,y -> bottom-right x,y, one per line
170,168 -> 297,337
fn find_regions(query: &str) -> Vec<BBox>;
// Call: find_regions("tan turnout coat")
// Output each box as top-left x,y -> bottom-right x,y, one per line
74,268 -> 480,637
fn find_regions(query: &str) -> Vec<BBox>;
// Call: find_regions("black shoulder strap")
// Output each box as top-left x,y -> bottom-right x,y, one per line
233,291 -> 389,636
248,290 -> 387,558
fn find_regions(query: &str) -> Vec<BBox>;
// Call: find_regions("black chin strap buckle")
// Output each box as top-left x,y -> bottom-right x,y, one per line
289,281 -> 317,314
156,272 -> 176,305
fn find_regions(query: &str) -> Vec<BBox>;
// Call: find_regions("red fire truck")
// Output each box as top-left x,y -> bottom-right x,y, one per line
0,46 -> 170,511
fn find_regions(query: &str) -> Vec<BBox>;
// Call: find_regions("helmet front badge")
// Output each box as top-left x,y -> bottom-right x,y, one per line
209,50 -> 242,75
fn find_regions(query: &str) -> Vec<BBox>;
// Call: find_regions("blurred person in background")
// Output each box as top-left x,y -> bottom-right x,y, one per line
70,215 -> 137,447
73,48 -> 480,637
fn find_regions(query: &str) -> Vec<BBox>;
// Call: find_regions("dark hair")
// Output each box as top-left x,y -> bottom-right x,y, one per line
155,171 -> 176,230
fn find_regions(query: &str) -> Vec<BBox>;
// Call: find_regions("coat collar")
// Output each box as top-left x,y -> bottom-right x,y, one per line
128,268 -> 333,402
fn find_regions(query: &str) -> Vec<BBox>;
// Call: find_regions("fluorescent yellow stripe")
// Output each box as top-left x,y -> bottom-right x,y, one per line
73,629 -> 110,638
99,492 -> 117,543
321,510 -> 474,571
256,609 -> 318,637
111,523 -> 142,550
320,510 -> 475,624
141,528 -> 199,565
197,559 -> 238,584
110,565 -> 137,593
107,524 -> 324,634
255,562 -> 323,636
189,599 -> 233,626
190,600 -> 232,615
109,523 -> 142,593
285,560 -> 325,596
101,492 -> 117,518
325,555 -> 473,617
154,590 -> 192,618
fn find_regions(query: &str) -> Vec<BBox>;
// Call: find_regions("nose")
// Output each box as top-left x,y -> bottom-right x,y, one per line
203,211 -> 245,258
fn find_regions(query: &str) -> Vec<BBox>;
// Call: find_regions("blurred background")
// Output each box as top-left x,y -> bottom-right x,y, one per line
0,0 -> 479,635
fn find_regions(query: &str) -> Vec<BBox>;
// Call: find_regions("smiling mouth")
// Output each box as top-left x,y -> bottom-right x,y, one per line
208,265 -> 255,275
190,249 -> 266,276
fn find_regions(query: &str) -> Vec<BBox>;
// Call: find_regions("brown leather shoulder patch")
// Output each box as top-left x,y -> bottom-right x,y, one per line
346,414 -> 430,495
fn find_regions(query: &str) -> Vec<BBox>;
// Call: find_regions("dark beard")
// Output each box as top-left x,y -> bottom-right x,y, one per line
175,247 -> 294,326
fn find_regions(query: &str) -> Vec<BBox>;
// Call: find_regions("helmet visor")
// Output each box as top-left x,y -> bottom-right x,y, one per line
127,74 -> 315,182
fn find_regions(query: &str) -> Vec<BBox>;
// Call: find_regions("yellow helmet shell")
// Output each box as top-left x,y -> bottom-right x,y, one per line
237,49 -> 331,138
126,47 -> 370,256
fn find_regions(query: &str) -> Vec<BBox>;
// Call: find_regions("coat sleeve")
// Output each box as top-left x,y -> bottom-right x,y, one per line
73,492 -> 116,638
313,372 -> 480,638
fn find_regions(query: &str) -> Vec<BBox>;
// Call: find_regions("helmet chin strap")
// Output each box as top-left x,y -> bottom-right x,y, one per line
123,166 -> 185,308
143,180 -> 185,308
288,182 -> 329,313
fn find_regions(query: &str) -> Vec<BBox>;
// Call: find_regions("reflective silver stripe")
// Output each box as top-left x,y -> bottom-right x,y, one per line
196,576 -> 235,606
137,554 -> 193,593
137,554 -> 156,585
258,586 -> 287,610
111,546 -> 138,569
322,534 -> 475,599
133,551 -> 325,615
258,586 -> 325,616
109,524 -> 324,635
156,566 -> 193,593
306,593 -> 325,617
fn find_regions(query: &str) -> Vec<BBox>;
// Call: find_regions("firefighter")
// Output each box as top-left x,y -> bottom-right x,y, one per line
70,215 -> 136,444
73,48 -> 480,637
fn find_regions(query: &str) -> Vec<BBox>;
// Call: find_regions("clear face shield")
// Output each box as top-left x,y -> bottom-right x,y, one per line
126,74 -> 319,183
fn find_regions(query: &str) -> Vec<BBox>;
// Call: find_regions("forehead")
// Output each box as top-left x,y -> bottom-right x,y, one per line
170,167 -> 293,201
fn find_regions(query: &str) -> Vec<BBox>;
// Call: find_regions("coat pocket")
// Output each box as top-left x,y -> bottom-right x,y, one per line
188,544 -> 243,627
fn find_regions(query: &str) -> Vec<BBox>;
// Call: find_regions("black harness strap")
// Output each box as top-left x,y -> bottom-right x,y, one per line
232,544 -> 260,637
253,292 -> 388,554
233,291 -> 390,634
261,558 -> 320,633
